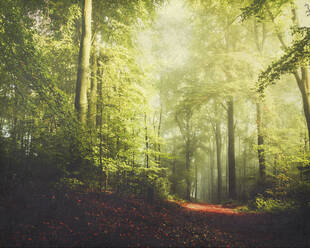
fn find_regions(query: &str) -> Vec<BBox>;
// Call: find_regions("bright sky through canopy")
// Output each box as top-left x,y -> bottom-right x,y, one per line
297,0 -> 310,26
137,0 -> 191,70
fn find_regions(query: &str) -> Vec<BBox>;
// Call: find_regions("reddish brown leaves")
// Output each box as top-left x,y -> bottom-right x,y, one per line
1,191 -> 307,247
182,203 -> 243,215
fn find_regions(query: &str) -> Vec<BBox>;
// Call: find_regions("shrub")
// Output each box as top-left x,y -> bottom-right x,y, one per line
288,181 -> 310,207
253,194 -> 295,212
109,163 -> 170,201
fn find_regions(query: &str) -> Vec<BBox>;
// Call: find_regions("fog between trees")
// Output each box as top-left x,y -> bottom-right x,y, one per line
1,0 -> 310,208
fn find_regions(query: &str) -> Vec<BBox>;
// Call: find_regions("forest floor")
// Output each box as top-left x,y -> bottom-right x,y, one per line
0,189 -> 309,247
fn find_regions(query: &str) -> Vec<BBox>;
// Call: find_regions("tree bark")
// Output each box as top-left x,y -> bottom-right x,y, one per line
295,68 -> 310,148
195,162 -> 198,201
215,118 -> 222,202
145,113 -> 149,168
75,0 -> 92,123
171,157 -> 177,194
175,109 -> 192,201
256,101 -> 266,182
242,145 -> 247,199
209,139 -> 215,202
227,98 -> 236,199
185,139 -> 191,201
88,47 -> 97,128
157,106 -> 162,165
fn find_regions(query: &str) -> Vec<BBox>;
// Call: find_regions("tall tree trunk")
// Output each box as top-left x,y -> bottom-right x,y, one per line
171,157 -> 177,194
242,124 -> 249,200
256,101 -> 266,182
171,140 -> 177,195
185,139 -> 191,201
88,47 -> 97,128
203,163 -> 208,201
289,6 -> 310,148
98,69 -> 104,191
132,127 -> 136,167
157,106 -> 162,166
145,113 -> 149,168
227,98 -> 236,199
75,0 -> 92,123
207,154 -> 211,202
295,68 -> 310,148
175,109 -> 193,201
195,161 -> 198,201
215,118 -> 222,203
267,8 -> 310,148
210,139 -> 215,202
223,133 -> 228,198
242,145 -> 247,200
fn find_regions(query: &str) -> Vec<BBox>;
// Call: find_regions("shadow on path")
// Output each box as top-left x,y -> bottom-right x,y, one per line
1,191 -> 309,247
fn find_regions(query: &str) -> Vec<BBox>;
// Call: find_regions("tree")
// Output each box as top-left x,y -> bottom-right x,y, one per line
175,105 -> 196,201
75,0 -> 92,124
214,103 -> 223,202
256,101 -> 266,181
88,45 -> 98,128
242,0 -> 310,147
253,19 -> 267,183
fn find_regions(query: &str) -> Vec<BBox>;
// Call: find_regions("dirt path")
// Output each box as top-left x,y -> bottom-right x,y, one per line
181,202 -> 308,247
183,203 -> 241,214
1,191 -> 309,247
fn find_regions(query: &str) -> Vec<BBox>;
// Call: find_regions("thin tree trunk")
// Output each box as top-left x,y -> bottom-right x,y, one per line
132,126 -> 135,166
242,145 -> 247,199
145,113 -> 149,168
225,135 -> 228,198
157,106 -> 162,165
227,98 -> 236,199
98,73 -> 103,191
207,155 -> 211,202
210,139 -> 215,202
185,139 -> 191,201
75,0 -> 92,123
195,162 -> 198,201
215,118 -> 222,203
171,142 -> 177,195
88,46 -> 97,128
256,101 -> 266,182
171,157 -> 177,194
202,163 -> 207,201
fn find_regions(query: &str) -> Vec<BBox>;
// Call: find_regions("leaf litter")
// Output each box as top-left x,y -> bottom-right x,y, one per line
0,190 -> 308,247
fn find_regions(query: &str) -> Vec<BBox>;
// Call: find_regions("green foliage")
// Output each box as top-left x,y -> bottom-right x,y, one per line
253,194 -> 295,212
241,0 -> 293,21
110,164 -> 169,200
288,181 -> 310,207
1,0 -> 309,211
258,27 -> 310,93
0,0 -> 169,205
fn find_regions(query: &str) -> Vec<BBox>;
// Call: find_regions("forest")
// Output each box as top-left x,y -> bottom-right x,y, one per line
0,0 -> 310,247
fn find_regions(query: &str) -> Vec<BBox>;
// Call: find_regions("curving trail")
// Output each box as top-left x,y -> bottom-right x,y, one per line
180,202 -> 308,248
182,203 -> 242,215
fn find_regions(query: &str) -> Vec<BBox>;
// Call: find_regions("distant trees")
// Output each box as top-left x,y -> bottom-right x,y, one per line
151,0 -> 309,203
1,0 -> 309,209
242,0 -> 310,147
175,104 -> 198,201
